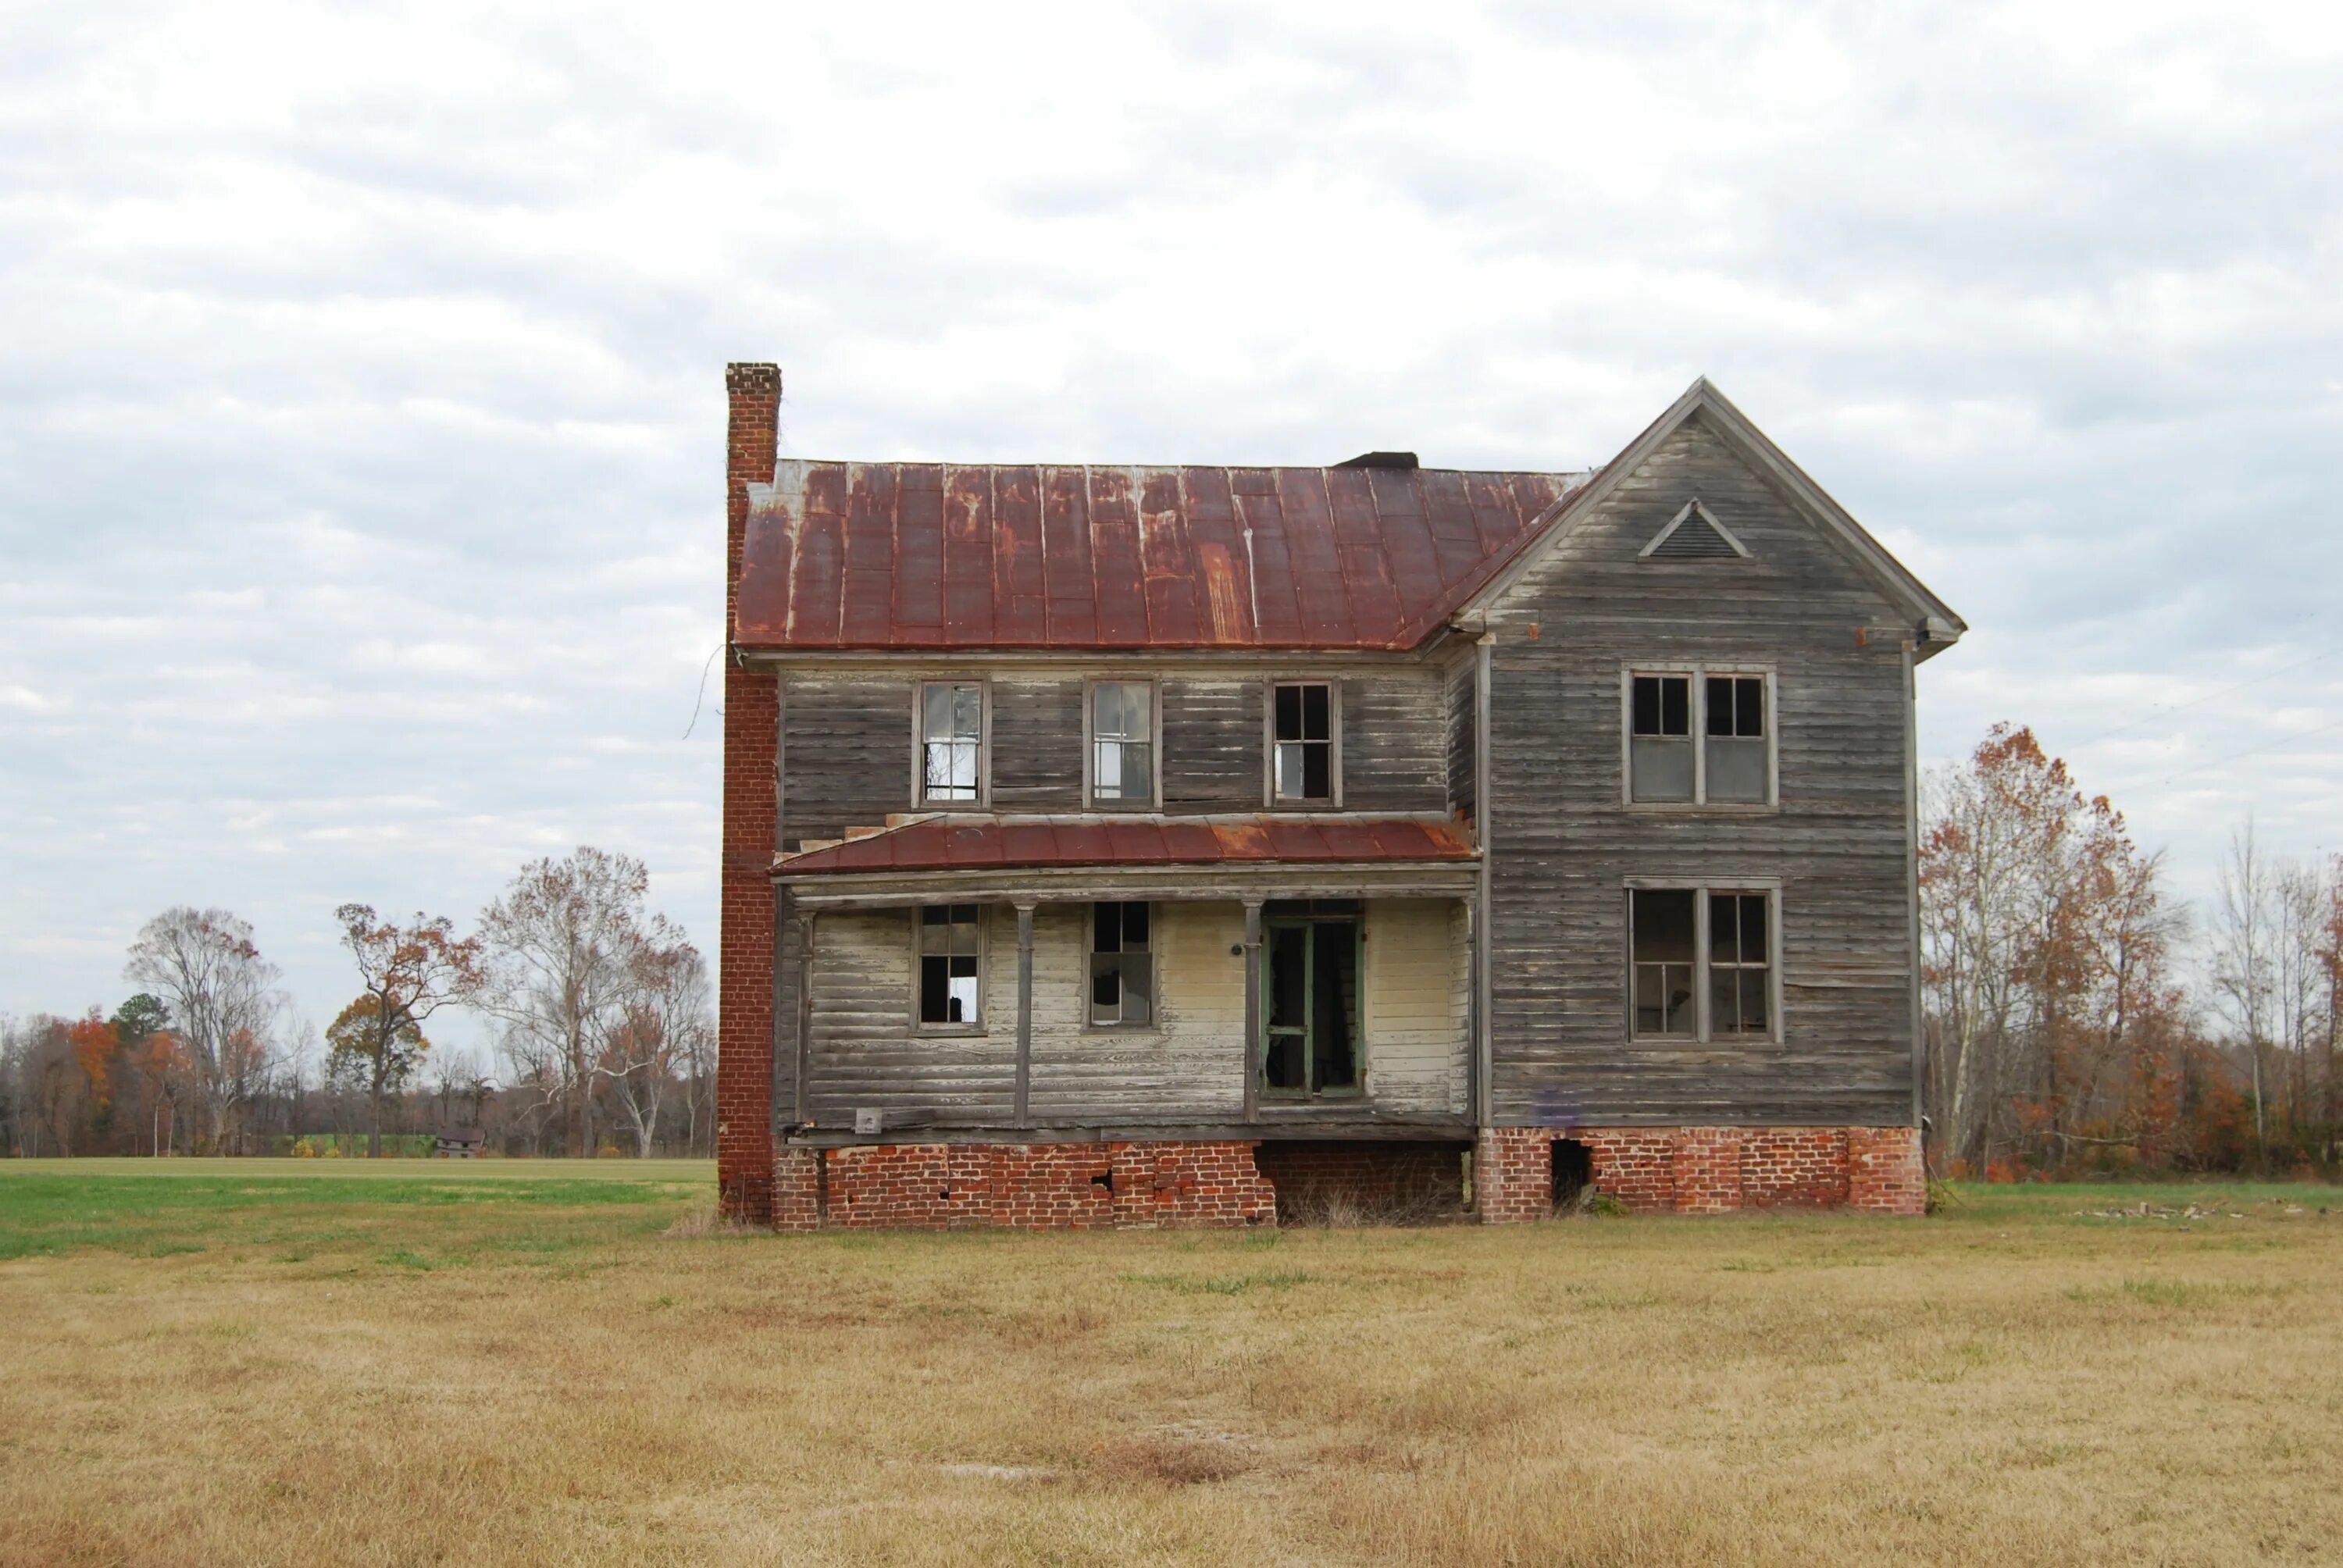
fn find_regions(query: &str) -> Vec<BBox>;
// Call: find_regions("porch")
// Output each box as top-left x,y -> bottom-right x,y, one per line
770,815 -> 1482,1146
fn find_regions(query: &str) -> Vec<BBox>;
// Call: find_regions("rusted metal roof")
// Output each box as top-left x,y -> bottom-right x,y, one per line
737,462 -> 1590,651
774,815 -> 1477,878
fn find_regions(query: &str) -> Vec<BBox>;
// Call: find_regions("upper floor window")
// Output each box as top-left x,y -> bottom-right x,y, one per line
918,682 -> 984,805
1088,681 -> 1156,807
1630,886 -> 1775,1042
1089,902 -> 1154,1027
917,904 -> 982,1028
1627,668 -> 1771,806
1271,681 -> 1337,804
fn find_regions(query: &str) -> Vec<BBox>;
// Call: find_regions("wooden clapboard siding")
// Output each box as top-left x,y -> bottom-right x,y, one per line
1027,902 -> 1249,1121
1482,412 -> 1917,1128
1443,649 -> 1477,821
1361,899 -> 1469,1115
1340,670 -> 1449,812
1161,679 -> 1259,810
797,897 -> 1468,1128
780,673 -> 911,847
804,907 -> 1018,1124
991,676 -> 1084,810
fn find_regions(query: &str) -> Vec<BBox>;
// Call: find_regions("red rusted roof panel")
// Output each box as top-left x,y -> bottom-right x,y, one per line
776,815 -> 1475,877
739,461 -> 1588,651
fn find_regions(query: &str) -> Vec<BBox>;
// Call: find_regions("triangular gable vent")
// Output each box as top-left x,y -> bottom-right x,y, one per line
1640,498 -> 1748,561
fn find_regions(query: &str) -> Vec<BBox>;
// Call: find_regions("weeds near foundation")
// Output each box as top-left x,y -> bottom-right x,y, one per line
662,1198 -> 757,1238
1279,1174 -> 1467,1228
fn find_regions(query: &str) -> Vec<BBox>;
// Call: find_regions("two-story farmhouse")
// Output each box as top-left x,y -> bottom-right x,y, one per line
715,364 -> 1961,1228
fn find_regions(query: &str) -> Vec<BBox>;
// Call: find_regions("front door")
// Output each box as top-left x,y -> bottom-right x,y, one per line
1261,907 -> 1361,1098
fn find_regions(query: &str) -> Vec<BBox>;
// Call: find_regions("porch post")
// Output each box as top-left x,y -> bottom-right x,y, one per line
1242,897 -> 1264,1124
1014,902 -> 1036,1128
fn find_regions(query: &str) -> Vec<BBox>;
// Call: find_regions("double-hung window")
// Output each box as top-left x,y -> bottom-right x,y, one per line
918,682 -> 984,805
1627,668 -> 1772,805
1271,681 -> 1337,804
917,905 -> 982,1028
1629,887 -> 1775,1042
1089,902 -> 1153,1027
1088,682 -> 1155,807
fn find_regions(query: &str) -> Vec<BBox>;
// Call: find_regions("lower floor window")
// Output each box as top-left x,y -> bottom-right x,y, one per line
918,904 -> 982,1025
1089,902 -> 1154,1026
1630,887 -> 1774,1041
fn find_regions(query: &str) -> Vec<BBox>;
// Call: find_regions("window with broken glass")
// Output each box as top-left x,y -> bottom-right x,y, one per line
1088,902 -> 1153,1028
917,904 -> 982,1028
918,682 -> 984,805
1628,669 -> 1771,805
1271,681 -> 1336,804
1630,887 -> 1775,1042
1088,682 -> 1155,807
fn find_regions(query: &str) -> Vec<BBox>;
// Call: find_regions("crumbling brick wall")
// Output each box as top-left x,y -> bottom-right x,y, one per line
1476,1124 -> 1924,1219
771,1139 -> 1276,1231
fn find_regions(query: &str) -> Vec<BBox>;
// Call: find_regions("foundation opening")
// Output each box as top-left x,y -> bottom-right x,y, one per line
1254,1140 -> 1470,1227
1550,1139 -> 1595,1212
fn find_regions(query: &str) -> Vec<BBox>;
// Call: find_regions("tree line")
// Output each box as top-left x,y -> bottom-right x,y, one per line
0,848 -> 715,1159
8,725 -> 2340,1172
1924,724 -> 2340,1179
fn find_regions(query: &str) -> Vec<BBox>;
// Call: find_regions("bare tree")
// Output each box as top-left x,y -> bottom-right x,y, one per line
2210,822 -> 2277,1170
597,932 -> 710,1157
471,848 -> 654,1157
124,908 -> 282,1153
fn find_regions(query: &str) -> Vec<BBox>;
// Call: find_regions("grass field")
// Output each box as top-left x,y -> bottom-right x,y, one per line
2,1163 -> 2339,1566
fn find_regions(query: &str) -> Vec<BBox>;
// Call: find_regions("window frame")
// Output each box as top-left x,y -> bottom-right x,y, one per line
1082,678 -> 1163,811
912,679 -> 992,810
1084,900 -> 1159,1033
910,903 -> 988,1035
1618,664 -> 1778,811
1621,879 -> 1782,1045
1263,678 -> 1343,810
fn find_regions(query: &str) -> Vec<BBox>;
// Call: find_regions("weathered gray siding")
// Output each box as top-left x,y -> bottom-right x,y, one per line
780,674 -> 910,847
1340,670 -> 1448,813
1443,650 -> 1477,822
991,676 -> 1084,811
1482,411 -> 1917,1127
1161,678 -> 1260,810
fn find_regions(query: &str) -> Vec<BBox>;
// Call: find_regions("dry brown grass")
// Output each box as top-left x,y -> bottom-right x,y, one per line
2,1165 -> 2340,1566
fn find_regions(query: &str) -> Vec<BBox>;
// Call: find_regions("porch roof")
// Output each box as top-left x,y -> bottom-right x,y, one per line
774,814 -> 1476,878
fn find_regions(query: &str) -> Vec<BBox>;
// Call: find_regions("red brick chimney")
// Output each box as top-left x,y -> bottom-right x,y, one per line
718,362 -> 780,1221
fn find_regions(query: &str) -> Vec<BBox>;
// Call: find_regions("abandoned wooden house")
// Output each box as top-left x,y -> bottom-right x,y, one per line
714,364 -> 1962,1228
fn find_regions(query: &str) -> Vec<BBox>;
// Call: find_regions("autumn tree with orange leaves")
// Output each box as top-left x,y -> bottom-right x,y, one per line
333,904 -> 485,1158
1920,724 -> 2190,1175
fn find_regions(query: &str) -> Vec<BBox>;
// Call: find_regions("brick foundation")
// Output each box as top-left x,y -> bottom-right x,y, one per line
769,1139 -> 1277,1231
1475,1125 -> 1924,1219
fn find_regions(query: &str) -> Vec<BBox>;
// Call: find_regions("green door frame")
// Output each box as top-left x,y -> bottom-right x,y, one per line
1257,912 -> 1364,1099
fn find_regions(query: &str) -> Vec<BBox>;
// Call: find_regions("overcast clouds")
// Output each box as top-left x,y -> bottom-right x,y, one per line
3,0 -> 2340,1042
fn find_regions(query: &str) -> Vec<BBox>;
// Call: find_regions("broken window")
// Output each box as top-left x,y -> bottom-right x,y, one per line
1631,887 -> 1777,1042
1089,682 -> 1154,806
918,904 -> 982,1026
1628,669 -> 1771,805
919,682 -> 983,804
1705,675 -> 1767,803
1631,889 -> 1697,1037
1710,892 -> 1771,1037
1630,675 -> 1693,802
1261,908 -> 1361,1096
1272,682 -> 1336,803
1089,902 -> 1154,1027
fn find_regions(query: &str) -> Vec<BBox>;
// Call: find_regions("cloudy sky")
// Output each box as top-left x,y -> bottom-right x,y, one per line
4,1 -> 2340,1045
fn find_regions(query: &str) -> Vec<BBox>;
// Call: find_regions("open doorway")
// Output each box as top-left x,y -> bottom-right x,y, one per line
1261,901 -> 1361,1098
